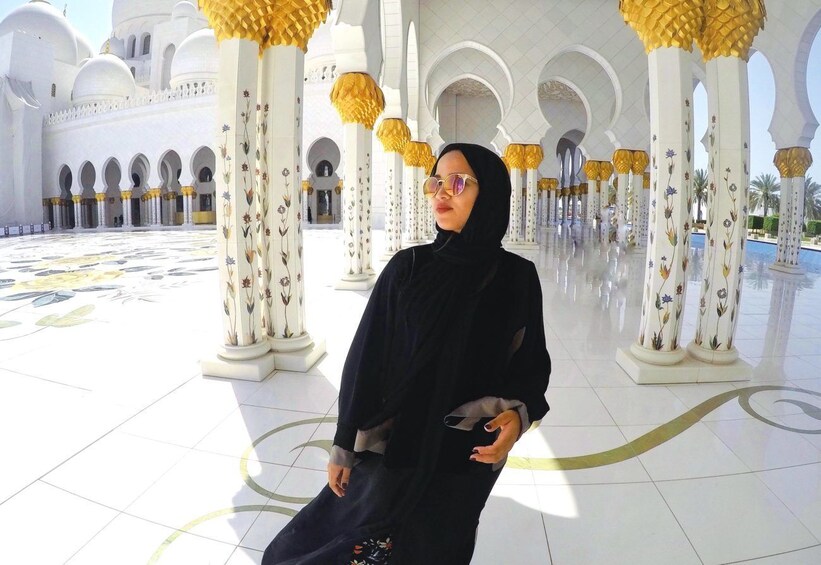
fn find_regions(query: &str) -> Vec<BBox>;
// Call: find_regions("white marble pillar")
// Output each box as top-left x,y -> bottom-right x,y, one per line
181,187 -> 191,225
580,186 -> 589,225
200,37 -> 273,381
51,199 -> 61,229
613,149 -> 632,243
524,145 -> 542,243
403,142 -> 429,245
121,192 -> 132,227
331,72 -> 384,290
637,173 -> 650,246
382,149 -> 405,255
772,147 -> 812,273
257,43 -> 325,370
96,194 -> 106,228
624,47 -> 696,367
72,196 -> 81,229
690,56 -> 752,364
167,192 -> 177,226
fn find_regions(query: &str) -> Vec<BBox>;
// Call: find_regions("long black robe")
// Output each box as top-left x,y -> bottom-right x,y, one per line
263,143 -> 551,564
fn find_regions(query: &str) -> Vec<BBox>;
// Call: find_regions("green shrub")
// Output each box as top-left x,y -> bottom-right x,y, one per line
763,215 -> 779,235
747,215 -> 764,230
806,220 -> 821,236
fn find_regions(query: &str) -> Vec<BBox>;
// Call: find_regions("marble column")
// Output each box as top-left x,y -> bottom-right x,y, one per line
121,191 -> 132,227
504,144 -> 525,243
584,160 -> 600,225
167,192 -> 177,225
181,186 -> 193,225
403,141 -> 429,245
630,151 -> 649,246
51,198 -> 62,229
425,154 -> 437,240
199,35 -> 272,381
331,72 -> 384,290
257,41 -> 326,370
687,0 -> 765,372
617,0 -> 704,376
580,183 -> 589,225
72,196 -> 81,228
524,145 -> 542,244
772,147 -> 813,274
613,149 -> 632,243
96,194 -> 106,228
376,118 -> 410,260
637,172 -> 651,246
537,179 -> 549,227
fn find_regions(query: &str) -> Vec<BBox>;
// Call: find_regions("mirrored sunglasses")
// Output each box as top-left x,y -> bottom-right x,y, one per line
423,173 -> 477,197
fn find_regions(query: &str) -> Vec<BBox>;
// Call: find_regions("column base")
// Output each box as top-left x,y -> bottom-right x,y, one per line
769,262 -> 804,275
686,341 -> 739,364
335,273 -> 377,291
270,335 -> 327,372
201,341 -> 275,382
616,346 -> 751,384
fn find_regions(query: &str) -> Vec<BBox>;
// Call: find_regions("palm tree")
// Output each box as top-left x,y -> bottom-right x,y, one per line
693,168 -> 708,222
803,176 -> 821,221
749,173 -> 780,217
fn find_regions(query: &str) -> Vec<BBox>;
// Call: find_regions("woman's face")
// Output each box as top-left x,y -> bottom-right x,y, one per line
429,150 -> 479,233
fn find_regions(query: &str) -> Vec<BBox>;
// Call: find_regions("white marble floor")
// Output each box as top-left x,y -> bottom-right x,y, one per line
0,227 -> 820,564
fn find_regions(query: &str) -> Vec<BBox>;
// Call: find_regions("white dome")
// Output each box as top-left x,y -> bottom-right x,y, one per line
0,1 -> 81,65
75,31 -> 94,60
170,28 -> 218,89
112,0 -> 178,29
172,1 -> 198,20
73,54 -> 136,106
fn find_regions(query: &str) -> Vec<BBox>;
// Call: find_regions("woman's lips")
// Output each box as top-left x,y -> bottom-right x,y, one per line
435,205 -> 452,213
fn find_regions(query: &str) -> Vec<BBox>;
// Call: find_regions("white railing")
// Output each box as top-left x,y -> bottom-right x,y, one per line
305,65 -> 339,84
45,81 -> 217,126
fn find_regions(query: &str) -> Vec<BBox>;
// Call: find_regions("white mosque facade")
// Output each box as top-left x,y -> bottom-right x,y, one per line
4,0 -> 821,381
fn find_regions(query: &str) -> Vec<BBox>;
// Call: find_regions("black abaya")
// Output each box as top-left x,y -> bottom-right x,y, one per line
262,143 -> 551,564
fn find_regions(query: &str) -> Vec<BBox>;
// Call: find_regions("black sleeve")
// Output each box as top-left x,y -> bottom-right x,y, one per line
502,262 -> 551,425
332,250 -> 410,451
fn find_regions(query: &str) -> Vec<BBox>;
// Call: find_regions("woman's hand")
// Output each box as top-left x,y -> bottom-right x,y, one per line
469,409 -> 521,465
328,462 -> 351,497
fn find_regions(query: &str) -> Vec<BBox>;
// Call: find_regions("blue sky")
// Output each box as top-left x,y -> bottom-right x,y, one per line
1,0 -> 820,183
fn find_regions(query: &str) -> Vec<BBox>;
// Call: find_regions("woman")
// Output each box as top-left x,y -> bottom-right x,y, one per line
263,143 -> 550,564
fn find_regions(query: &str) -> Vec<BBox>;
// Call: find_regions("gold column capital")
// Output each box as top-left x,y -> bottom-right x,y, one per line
697,0 -> 766,62
787,147 -> 813,178
376,118 -> 411,154
631,150 -> 650,174
583,160 -> 601,181
773,149 -> 791,178
72,195 -> 82,204
524,144 -> 544,170
560,187 -> 569,197
403,141 -> 432,168
613,149 -> 633,175
537,178 -> 550,191
599,161 -> 614,180
198,0 -> 330,53
121,191 -> 132,200
302,180 -> 311,192
50,197 -> 61,205
95,193 -> 106,202
619,0 -> 704,53
504,144 -> 526,170
547,178 -> 559,191
180,186 -> 195,197
644,172 -> 651,189
579,182 -> 589,194
330,72 -> 385,130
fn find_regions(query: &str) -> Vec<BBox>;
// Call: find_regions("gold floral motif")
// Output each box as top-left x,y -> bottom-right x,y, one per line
504,144 -> 526,170
524,144 -> 544,170
537,178 -> 550,191
50,197 -> 62,205
773,148 -> 791,178
644,171 -> 651,189
72,196 -> 82,204
787,147 -> 813,178
599,161 -> 614,181
697,0 -> 766,62
619,0 -> 704,53
613,149 -> 633,175
14,270 -> 124,291
632,150 -> 650,174
547,178 -> 559,191
403,141 -> 432,168
330,73 -> 385,130
583,160 -> 601,181
121,191 -> 132,200
198,0 -> 330,53
376,119 -> 411,154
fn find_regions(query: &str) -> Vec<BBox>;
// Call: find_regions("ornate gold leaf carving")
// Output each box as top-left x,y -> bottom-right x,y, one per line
376,118 -> 411,154
524,144 -> 545,169
619,0 -> 705,53
632,150 -> 650,174
613,149 -> 634,175
697,0 -> 766,61
330,73 -> 385,130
